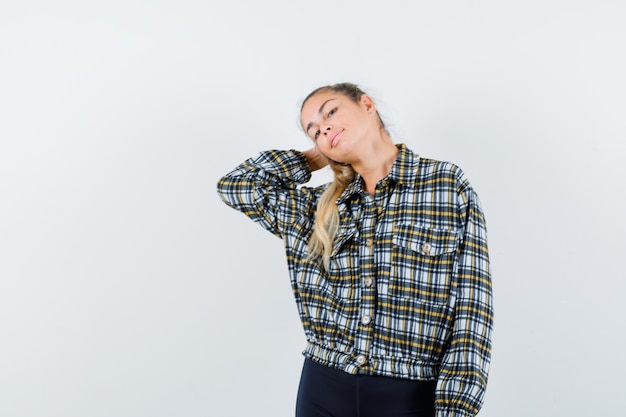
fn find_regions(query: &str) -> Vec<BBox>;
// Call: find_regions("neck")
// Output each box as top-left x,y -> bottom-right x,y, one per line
351,138 -> 399,195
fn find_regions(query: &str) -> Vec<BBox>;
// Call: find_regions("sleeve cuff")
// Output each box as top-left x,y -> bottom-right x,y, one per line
435,408 -> 473,417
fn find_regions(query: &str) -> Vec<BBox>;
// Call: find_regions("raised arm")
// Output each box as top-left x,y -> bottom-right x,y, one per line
217,147 -> 327,238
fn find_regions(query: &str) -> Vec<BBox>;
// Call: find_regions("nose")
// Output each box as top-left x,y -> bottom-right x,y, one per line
322,125 -> 332,135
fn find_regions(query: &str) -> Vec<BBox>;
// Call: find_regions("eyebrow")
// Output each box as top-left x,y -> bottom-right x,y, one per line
305,99 -> 336,133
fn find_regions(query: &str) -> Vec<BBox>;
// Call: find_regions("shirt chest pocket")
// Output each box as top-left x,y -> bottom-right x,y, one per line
390,223 -> 461,305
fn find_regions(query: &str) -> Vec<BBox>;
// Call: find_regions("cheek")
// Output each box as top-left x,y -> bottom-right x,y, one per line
316,136 -> 330,149
317,138 -> 337,155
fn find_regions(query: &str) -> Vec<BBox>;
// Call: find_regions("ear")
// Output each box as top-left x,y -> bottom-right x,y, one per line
359,94 -> 376,114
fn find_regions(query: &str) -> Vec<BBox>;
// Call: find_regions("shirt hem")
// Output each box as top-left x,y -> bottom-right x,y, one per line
302,341 -> 440,380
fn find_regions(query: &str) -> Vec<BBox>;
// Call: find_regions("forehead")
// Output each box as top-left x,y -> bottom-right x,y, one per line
300,91 -> 343,125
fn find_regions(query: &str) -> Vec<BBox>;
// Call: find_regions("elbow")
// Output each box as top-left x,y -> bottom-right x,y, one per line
216,175 -> 235,206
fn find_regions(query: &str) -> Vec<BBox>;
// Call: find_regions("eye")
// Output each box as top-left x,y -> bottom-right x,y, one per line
327,107 -> 337,117
314,130 -> 321,140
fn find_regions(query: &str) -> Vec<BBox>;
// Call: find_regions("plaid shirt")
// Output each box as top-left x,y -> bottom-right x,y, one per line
217,144 -> 493,417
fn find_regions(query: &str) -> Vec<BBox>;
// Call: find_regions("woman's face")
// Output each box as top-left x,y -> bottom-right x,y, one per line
300,91 -> 379,164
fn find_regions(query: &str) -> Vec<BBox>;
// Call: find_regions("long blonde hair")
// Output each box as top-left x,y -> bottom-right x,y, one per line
302,83 -> 387,269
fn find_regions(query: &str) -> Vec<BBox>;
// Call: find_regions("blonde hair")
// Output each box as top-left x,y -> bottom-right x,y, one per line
302,83 -> 386,269
308,161 -> 356,269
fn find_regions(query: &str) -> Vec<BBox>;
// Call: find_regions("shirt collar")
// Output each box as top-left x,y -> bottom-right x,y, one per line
386,143 -> 420,186
336,144 -> 420,203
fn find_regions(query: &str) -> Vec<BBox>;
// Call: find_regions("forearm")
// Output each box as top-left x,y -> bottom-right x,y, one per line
217,149 -> 315,236
436,183 -> 493,417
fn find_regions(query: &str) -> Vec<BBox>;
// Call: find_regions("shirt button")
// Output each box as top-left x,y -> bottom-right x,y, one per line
421,242 -> 432,255
356,355 -> 367,365
366,239 -> 374,247
361,315 -> 372,325
364,278 -> 373,287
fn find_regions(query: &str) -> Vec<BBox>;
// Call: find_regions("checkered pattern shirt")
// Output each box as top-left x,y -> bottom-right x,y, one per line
217,144 -> 493,417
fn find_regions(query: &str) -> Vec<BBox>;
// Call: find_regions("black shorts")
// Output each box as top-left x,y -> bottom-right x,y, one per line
296,358 -> 436,417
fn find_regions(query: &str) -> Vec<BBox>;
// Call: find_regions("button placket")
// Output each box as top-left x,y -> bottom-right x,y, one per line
353,194 -> 378,365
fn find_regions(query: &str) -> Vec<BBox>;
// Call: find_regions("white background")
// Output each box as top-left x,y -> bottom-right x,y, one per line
1,1 -> 625,416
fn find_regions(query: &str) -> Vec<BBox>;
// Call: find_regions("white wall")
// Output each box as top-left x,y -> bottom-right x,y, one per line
1,1 -> 625,416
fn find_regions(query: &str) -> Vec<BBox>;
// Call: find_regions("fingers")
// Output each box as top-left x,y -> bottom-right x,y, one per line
302,146 -> 329,171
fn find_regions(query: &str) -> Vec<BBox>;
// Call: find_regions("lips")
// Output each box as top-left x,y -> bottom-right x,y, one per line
330,130 -> 343,147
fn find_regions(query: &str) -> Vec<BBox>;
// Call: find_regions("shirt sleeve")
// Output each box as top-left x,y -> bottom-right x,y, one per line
435,177 -> 494,417
216,149 -> 318,238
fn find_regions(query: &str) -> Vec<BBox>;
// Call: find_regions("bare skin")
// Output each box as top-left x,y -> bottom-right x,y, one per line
300,92 -> 399,195
302,146 -> 329,171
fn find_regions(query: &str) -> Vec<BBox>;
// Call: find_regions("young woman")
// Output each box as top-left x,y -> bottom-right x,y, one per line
217,83 -> 493,417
